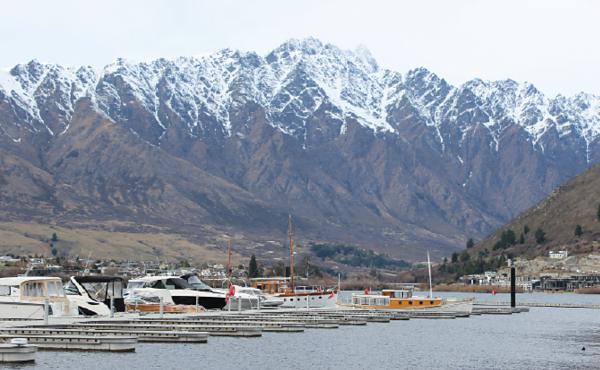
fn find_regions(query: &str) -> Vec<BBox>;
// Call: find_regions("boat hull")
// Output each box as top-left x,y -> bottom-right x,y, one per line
126,303 -> 204,314
279,292 -> 337,308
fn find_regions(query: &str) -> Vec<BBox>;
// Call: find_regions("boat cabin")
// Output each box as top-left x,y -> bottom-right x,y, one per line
381,289 -> 413,299
0,277 -> 71,316
127,277 -> 193,291
0,277 -> 66,303
250,278 -> 290,294
352,294 -> 390,306
66,276 -> 125,312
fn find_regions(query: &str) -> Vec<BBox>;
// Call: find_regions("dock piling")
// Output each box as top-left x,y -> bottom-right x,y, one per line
43,299 -> 49,326
510,265 -> 516,308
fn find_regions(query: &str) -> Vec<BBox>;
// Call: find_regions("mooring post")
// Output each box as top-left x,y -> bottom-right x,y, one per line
159,296 -> 164,318
509,259 -> 516,308
43,298 -> 49,325
110,296 -> 114,318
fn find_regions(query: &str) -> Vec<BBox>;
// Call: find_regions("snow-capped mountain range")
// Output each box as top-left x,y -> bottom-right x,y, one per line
2,38 -> 599,153
1,38 -> 599,258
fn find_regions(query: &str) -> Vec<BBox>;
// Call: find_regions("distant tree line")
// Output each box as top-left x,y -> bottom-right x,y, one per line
309,243 -> 410,270
441,252 -> 507,278
492,224 -> 546,251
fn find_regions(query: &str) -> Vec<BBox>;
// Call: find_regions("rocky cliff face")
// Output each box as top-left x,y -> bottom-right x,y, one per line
1,38 -> 599,259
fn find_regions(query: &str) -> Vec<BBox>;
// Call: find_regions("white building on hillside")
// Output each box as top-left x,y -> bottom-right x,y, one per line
549,250 -> 568,259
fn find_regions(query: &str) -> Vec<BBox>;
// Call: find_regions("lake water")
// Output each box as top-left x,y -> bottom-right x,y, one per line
14,292 -> 600,369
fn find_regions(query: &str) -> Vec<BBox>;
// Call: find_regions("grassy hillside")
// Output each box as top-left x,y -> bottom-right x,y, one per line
436,162 -> 600,280
0,221 -> 243,264
475,162 -> 600,257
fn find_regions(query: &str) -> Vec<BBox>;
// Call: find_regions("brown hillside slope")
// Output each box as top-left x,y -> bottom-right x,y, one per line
473,161 -> 600,259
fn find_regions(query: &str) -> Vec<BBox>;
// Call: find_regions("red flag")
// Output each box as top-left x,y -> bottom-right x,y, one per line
226,283 -> 235,302
364,287 -> 369,295
491,288 -> 497,296
328,290 -> 335,299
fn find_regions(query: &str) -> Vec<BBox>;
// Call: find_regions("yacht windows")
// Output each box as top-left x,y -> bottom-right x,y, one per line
47,281 -> 64,297
23,282 -> 44,297
0,285 -> 10,296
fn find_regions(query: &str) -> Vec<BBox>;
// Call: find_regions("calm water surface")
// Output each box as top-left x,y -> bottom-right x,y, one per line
12,293 -> 600,369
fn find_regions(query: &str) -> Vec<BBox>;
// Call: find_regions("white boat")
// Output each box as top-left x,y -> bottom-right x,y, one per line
252,278 -> 337,309
249,216 -> 338,309
220,285 -> 260,311
278,285 -> 338,309
0,277 -> 73,319
64,276 -> 121,316
125,276 -> 227,310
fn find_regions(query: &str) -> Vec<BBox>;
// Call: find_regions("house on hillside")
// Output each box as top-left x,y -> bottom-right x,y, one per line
549,250 -> 568,259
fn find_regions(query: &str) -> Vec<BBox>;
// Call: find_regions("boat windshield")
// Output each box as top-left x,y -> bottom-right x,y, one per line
148,278 -> 193,290
64,281 -> 80,295
185,275 -> 211,290
126,281 -> 145,290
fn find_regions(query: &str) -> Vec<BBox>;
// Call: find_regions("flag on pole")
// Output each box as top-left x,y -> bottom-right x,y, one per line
225,283 -> 235,302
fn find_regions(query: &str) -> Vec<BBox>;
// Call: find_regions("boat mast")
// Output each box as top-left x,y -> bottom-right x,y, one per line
427,250 -> 433,299
288,214 -> 295,291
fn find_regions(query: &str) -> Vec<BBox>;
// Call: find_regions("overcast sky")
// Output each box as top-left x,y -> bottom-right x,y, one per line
1,0 -> 598,96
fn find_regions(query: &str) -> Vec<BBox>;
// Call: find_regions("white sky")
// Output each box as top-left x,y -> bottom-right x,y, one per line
1,0 -> 598,96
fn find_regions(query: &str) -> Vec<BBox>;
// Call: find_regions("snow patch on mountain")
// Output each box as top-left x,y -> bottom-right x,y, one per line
1,38 -> 599,156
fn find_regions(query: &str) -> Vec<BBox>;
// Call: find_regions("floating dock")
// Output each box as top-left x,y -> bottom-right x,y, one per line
0,341 -> 37,363
0,300 -> 531,357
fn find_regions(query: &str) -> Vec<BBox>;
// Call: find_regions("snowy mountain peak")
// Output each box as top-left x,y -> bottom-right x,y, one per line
1,39 -> 599,155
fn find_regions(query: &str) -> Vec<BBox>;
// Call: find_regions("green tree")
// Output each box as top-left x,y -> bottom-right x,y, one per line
459,250 -> 470,262
535,228 -> 546,244
51,248 -> 57,257
248,255 -> 259,278
451,252 -> 458,263
503,229 -> 517,245
466,238 -> 475,249
51,233 -> 58,242
575,224 -> 583,237
518,233 -> 525,244
523,225 -> 530,235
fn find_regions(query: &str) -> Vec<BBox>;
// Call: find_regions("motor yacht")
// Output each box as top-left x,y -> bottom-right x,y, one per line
0,277 -> 73,319
64,276 -> 123,315
125,276 -> 226,312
